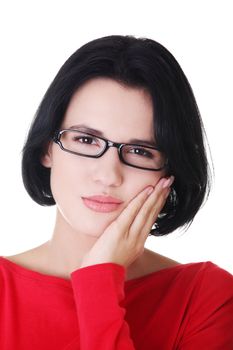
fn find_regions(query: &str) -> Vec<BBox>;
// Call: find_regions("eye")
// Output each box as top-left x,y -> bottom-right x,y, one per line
72,135 -> 97,145
128,147 -> 154,158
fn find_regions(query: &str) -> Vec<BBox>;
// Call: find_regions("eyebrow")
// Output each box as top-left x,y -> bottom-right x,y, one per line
68,124 -> 157,148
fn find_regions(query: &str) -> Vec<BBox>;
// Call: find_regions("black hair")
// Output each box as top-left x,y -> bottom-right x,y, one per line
21,34 -> 212,236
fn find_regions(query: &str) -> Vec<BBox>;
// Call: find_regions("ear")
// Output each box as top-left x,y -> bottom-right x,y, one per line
40,141 -> 53,168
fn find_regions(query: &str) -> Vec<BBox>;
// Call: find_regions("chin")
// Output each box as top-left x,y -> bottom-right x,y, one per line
68,211 -> 117,237
57,197 -> 121,237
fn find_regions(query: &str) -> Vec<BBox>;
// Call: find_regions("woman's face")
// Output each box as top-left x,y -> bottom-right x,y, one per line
42,77 -> 166,237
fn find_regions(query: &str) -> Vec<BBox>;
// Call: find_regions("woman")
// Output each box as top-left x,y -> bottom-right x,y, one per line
1,35 -> 232,349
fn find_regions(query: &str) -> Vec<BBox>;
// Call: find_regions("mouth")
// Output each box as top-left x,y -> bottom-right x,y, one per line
81,197 -> 122,213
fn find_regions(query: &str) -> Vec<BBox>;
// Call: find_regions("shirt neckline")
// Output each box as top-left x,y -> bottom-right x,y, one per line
0,256 -> 207,289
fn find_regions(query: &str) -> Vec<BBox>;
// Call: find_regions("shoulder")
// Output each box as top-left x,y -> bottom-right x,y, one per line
191,261 -> 233,293
183,262 -> 233,327
177,262 -> 233,347
135,256 -> 233,312
170,260 -> 233,302
189,261 -> 233,308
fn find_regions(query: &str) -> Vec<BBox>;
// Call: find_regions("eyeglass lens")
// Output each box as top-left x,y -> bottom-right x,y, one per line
59,130 -> 165,170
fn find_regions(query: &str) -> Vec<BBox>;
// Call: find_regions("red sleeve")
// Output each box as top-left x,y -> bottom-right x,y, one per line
178,264 -> 233,349
70,263 -> 136,349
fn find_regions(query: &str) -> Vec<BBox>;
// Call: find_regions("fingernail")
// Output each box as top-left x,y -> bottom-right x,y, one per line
162,175 -> 175,189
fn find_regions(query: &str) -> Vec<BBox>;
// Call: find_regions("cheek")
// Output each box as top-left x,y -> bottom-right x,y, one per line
48,151 -> 166,236
49,154 -> 83,202
150,172 -> 164,186
132,171 -> 164,191
49,158 -> 120,236
122,171 -> 164,208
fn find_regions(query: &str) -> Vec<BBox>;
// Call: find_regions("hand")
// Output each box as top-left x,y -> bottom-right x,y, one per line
80,176 -> 175,269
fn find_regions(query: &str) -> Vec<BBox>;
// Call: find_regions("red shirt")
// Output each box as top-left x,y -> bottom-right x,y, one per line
0,256 -> 232,349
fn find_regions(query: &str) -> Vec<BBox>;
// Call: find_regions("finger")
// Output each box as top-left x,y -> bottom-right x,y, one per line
141,188 -> 170,240
114,177 -> 169,236
113,186 -> 155,236
128,184 -> 171,240
131,176 -> 172,225
127,175 -> 174,239
143,175 -> 174,215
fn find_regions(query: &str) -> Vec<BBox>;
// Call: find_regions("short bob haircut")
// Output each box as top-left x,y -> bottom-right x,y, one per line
22,34 -> 212,236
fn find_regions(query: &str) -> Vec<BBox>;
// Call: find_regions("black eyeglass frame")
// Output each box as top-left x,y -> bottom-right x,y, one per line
53,129 -> 168,171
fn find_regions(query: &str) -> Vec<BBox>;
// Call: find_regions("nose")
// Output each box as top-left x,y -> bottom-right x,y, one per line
91,146 -> 123,187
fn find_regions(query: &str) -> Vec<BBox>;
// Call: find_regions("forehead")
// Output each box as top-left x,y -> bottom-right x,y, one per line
62,78 -> 155,142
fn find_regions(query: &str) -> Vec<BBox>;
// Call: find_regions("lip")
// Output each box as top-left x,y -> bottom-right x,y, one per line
81,195 -> 123,213
83,195 -> 123,204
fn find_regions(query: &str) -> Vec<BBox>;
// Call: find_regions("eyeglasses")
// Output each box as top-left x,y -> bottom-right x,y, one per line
53,129 -> 168,171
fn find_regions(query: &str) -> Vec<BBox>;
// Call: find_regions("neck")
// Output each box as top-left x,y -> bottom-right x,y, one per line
40,208 -> 144,280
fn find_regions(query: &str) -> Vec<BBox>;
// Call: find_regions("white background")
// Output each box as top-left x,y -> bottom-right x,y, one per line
0,1 -> 232,274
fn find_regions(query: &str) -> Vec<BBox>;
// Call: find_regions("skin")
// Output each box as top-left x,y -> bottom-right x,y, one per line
10,77 -> 176,279
80,177 -> 173,269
